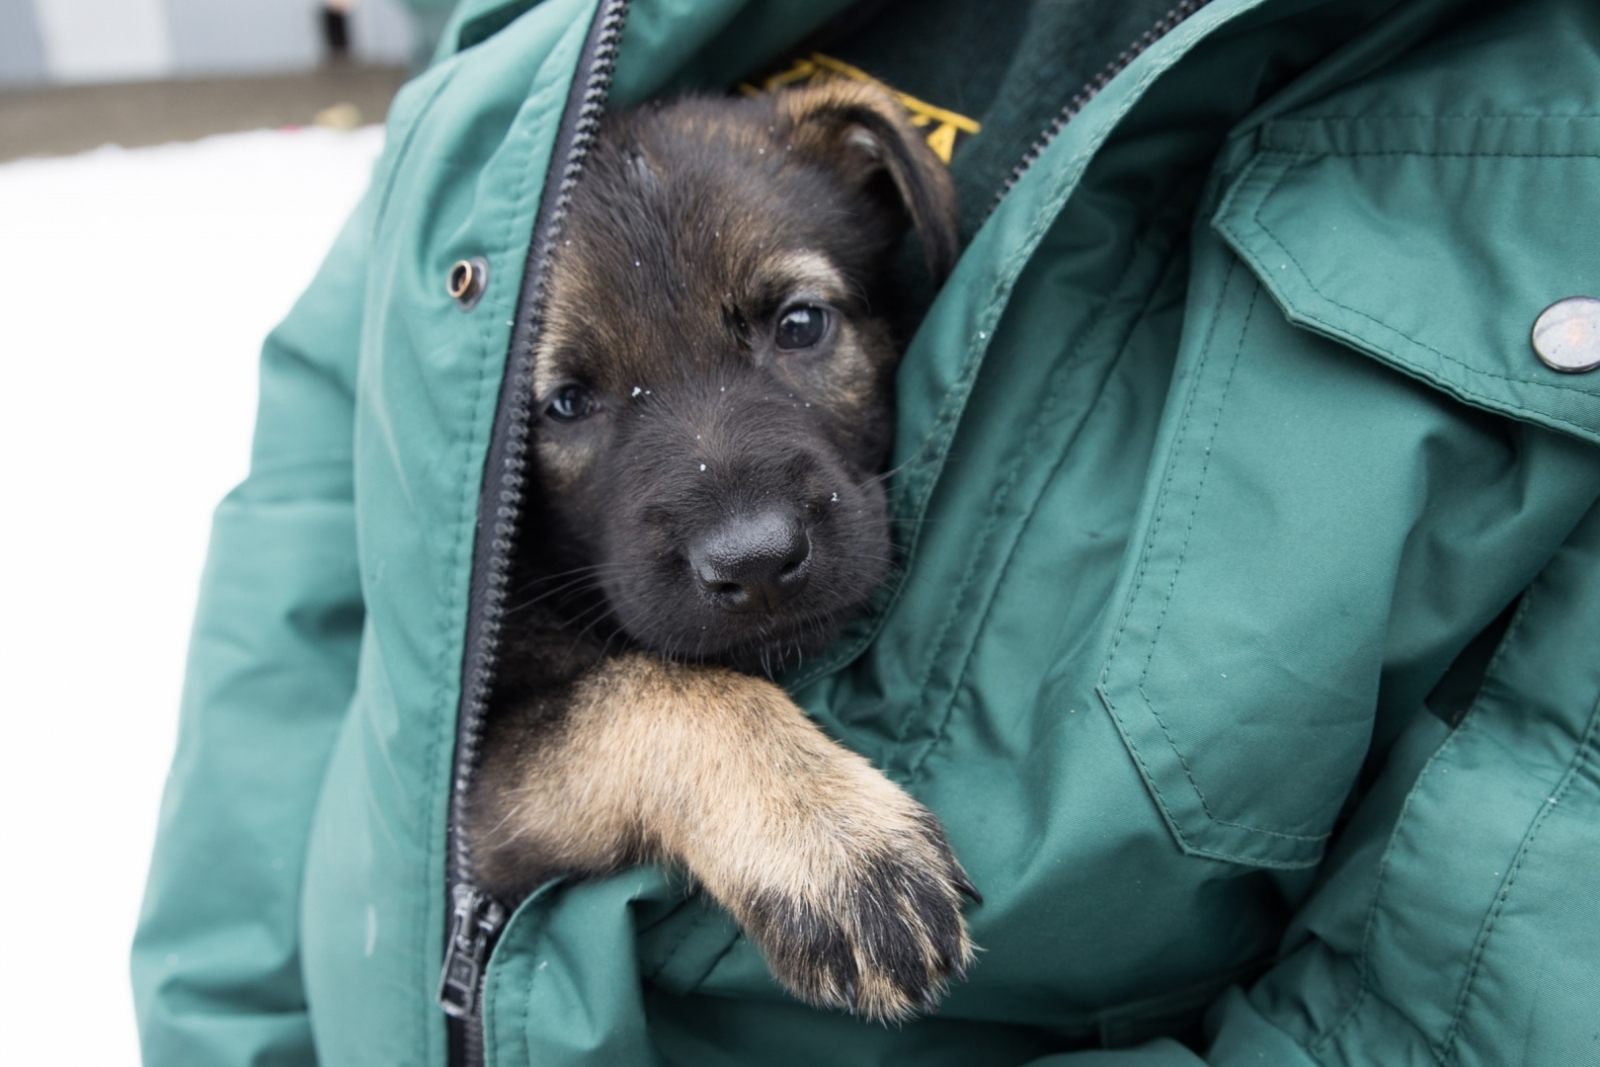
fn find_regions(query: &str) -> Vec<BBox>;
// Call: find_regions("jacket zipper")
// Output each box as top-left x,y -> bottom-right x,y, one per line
989,0 -> 1211,215
437,0 -> 629,1063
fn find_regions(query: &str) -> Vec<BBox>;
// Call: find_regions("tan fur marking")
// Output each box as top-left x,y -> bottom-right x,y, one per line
473,652 -> 974,1020
531,316 -> 573,403
532,437 -> 586,492
760,249 -> 851,304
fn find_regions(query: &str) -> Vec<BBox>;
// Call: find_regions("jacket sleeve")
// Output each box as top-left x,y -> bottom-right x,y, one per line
1025,496 -> 1600,1065
130,193 -> 373,1066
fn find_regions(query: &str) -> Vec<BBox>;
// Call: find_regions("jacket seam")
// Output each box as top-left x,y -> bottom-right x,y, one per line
515,915 -> 541,1067
908,219 -> 1171,779
481,921 -> 531,1067
642,902 -> 728,984
1308,980 -> 1459,1066
1439,693 -> 1600,1061
1132,280 -> 1249,693
1101,253 -> 1330,852
1097,259 -> 1234,857
371,63 -> 463,240
941,230 -> 1187,757
1312,591 -> 1537,1059
1099,252 -> 1234,686
1128,280 -> 1330,845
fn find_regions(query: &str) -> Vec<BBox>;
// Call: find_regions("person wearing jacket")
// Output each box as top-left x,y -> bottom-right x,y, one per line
132,0 -> 1600,1064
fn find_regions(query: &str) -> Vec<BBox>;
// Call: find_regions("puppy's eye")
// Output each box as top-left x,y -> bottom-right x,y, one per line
775,305 -> 828,350
545,384 -> 596,422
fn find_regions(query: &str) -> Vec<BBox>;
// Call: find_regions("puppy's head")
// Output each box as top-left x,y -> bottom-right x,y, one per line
528,81 -> 959,672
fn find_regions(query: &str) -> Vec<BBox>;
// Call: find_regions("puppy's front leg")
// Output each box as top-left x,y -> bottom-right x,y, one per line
470,652 -> 976,1020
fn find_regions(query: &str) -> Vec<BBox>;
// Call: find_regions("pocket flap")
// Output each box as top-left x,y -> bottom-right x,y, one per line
1213,116 -> 1600,447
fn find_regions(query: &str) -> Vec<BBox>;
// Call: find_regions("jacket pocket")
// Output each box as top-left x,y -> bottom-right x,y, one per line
1213,115 -> 1600,446
1098,113 -> 1600,871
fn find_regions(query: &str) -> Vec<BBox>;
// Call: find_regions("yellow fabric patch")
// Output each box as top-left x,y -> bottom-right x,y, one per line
740,53 -> 980,164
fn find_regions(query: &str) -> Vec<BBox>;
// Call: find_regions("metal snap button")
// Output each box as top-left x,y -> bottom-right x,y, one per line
448,257 -> 489,311
1531,296 -> 1600,373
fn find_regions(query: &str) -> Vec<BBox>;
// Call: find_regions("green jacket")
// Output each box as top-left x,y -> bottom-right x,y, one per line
132,0 -> 1600,1064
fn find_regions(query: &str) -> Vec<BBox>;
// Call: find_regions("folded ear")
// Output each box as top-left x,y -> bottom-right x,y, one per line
776,80 -> 962,285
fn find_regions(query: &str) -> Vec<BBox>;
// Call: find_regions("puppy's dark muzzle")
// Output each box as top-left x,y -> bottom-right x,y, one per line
689,509 -> 811,614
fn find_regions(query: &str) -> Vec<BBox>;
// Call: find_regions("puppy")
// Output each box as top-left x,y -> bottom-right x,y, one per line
465,80 -> 974,1022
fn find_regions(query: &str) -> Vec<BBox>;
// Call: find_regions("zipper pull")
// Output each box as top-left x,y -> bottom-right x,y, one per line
438,884 -> 507,1018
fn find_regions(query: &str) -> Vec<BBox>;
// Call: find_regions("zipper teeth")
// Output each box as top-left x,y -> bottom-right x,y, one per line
449,0 -> 629,886
439,0 -> 630,1055
989,0 -> 1211,215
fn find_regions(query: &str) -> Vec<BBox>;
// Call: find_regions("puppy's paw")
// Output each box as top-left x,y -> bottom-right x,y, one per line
517,657 -> 981,1019
732,798 -> 978,1022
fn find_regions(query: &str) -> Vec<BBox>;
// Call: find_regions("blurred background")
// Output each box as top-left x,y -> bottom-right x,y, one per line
0,1 -> 448,1062
2,0 -> 422,86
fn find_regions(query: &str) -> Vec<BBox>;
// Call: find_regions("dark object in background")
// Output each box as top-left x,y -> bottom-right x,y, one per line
322,4 -> 352,61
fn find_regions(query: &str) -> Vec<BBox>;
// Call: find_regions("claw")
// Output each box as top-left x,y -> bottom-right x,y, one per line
918,987 -> 940,1015
953,962 -> 968,983
843,981 -> 857,1012
954,876 -> 984,905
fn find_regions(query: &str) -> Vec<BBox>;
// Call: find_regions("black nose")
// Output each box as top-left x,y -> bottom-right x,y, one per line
689,510 -> 811,613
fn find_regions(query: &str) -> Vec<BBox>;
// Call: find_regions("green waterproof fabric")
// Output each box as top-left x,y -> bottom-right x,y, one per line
133,0 -> 1600,1064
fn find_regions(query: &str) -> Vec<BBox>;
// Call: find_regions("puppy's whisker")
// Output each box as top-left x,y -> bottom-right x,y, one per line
565,620 -> 618,661
505,559 -> 660,614
505,578 -> 603,615
553,598 -> 623,650
504,565 -> 628,609
591,625 -> 627,665
506,562 -> 613,597
861,451 -> 940,494
563,597 -> 617,632
885,515 -> 944,529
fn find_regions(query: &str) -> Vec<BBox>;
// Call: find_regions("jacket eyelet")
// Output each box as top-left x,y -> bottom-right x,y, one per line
448,257 -> 490,311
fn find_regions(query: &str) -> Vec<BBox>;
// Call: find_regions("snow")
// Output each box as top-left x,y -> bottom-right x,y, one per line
0,124 -> 384,1064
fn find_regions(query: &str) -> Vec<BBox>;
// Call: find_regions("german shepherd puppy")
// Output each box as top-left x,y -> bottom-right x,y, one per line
465,81 -> 974,1022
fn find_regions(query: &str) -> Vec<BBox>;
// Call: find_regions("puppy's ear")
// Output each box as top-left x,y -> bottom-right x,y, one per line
777,81 -> 962,284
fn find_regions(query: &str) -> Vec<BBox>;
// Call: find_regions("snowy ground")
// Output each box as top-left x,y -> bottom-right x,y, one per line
0,125 -> 384,1063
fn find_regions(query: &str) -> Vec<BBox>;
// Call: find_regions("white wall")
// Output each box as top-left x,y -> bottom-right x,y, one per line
32,0 -> 172,82
3,0 -> 417,85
